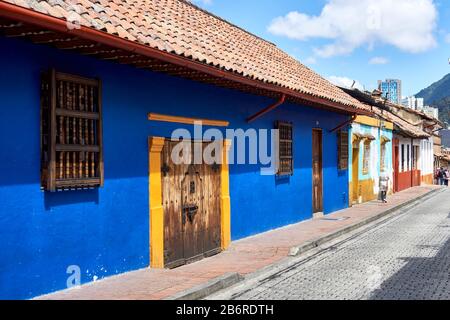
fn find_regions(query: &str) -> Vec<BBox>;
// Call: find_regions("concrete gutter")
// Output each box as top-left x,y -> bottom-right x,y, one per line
167,187 -> 445,300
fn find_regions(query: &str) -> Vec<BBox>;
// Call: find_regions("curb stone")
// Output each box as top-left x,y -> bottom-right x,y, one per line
165,272 -> 243,300
289,187 -> 446,257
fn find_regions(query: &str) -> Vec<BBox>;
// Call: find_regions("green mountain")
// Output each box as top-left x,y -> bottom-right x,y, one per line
416,74 -> 450,125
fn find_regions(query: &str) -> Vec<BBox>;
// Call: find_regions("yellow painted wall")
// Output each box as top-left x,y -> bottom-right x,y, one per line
350,179 -> 377,204
148,137 -> 165,268
220,140 -> 232,250
355,116 -> 394,130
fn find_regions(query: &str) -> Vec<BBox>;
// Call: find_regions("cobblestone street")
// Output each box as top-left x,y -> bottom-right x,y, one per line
210,189 -> 450,300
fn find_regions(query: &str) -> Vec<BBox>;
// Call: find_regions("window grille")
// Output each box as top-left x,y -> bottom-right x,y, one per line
338,130 -> 349,170
41,69 -> 103,191
276,121 -> 293,176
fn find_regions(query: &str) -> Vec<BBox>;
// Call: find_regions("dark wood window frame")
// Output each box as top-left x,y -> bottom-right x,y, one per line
337,130 -> 349,170
276,121 -> 293,176
41,69 -> 104,191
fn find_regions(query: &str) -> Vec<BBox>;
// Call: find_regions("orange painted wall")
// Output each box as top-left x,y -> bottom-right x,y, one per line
421,174 -> 433,185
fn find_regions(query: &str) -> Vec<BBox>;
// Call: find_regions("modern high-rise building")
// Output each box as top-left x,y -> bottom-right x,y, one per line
402,96 -> 424,110
378,79 -> 402,104
422,106 -> 439,120
402,96 -> 439,119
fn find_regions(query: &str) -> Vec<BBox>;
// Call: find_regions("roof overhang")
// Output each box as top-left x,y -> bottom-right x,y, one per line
352,132 -> 375,142
393,128 -> 430,140
0,1 -> 371,116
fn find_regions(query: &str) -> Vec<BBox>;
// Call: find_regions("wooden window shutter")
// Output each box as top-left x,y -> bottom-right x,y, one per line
276,121 -> 293,176
338,130 -> 349,170
41,69 -> 104,191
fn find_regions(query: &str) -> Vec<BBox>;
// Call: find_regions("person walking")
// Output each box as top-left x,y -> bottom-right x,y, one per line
379,173 -> 390,203
438,167 -> 445,186
435,168 -> 442,185
444,168 -> 450,187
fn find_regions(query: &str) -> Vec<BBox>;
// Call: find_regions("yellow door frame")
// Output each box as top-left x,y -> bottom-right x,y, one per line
351,134 -> 362,205
352,147 -> 359,204
148,137 -> 232,268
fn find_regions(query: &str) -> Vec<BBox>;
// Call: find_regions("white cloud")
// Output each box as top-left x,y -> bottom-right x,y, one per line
445,33 -> 450,44
369,56 -> 389,65
328,76 -> 364,91
268,0 -> 437,58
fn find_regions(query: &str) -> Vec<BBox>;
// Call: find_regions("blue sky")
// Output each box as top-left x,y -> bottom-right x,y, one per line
193,0 -> 450,97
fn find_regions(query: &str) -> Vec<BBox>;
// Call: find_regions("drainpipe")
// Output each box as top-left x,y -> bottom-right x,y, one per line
246,94 -> 286,123
330,115 -> 357,133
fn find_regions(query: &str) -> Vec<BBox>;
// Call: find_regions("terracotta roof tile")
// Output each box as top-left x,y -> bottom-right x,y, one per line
370,106 -> 429,138
3,0 -> 367,111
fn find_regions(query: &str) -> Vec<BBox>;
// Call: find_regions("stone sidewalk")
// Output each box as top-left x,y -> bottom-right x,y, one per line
37,185 -> 441,300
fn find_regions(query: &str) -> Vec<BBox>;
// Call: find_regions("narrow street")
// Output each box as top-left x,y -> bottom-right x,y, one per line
210,189 -> 450,300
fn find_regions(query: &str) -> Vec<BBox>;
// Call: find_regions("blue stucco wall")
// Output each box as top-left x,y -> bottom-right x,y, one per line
0,36 -> 349,299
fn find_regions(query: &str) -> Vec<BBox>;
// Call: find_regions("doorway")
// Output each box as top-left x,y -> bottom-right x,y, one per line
312,129 -> 323,213
161,140 -> 222,268
393,144 -> 399,192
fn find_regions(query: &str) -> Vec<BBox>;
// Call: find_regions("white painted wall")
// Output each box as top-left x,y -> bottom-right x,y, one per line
420,137 -> 434,176
397,136 -> 412,173
396,135 -> 433,176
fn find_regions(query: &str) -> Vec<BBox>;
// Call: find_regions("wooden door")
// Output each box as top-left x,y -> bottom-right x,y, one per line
181,163 -> 204,263
352,147 -> 359,204
393,145 -> 399,192
312,130 -> 323,213
161,140 -> 221,268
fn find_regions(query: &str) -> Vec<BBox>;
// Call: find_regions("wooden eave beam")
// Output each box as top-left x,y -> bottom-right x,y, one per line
0,1 -> 371,116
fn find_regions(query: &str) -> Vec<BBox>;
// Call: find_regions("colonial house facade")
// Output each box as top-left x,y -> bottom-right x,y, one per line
0,0 -> 369,299
348,116 -> 393,204
384,102 -> 438,187
342,88 -> 435,200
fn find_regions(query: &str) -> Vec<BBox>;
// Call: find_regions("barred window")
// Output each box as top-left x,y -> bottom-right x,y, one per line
337,130 -> 349,170
276,121 -> 293,176
41,69 -> 104,191
380,143 -> 386,172
362,140 -> 371,175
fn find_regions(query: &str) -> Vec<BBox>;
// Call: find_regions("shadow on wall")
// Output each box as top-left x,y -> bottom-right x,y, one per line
275,175 -> 291,186
44,189 -> 99,210
369,230 -> 450,300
